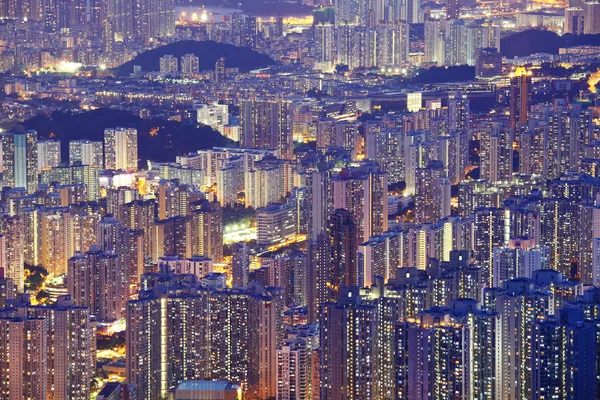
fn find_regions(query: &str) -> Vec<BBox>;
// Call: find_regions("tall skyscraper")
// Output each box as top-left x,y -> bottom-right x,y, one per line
424,19 -> 444,64
306,169 -> 334,322
480,121 -> 514,182
276,325 -> 319,400
1,130 -> 38,193
490,279 -> 552,400
375,22 -> 410,67
232,242 -> 250,287
414,160 -> 451,224
37,139 -> 61,172
69,139 -> 103,167
320,287 -> 376,399
397,311 -> 469,399
509,67 -> 532,130
104,127 -> 138,171
584,2 -> 600,34
475,207 -> 506,287
68,249 -> 126,321
240,99 -> 293,159
41,208 -> 72,276
190,199 -> 223,262
247,286 -> 281,399
531,308 -> 597,400
0,307 -> 48,399
1,295 -> 94,400
447,91 -> 470,182
121,199 -> 156,260
127,279 -> 282,400
564,7 -> 585,34
154,216 -> 189,261
245,16 -> 257,48
103,0 -> 175,43
215,56 -> 226,82
328,209 -> 359,292
314,23 -> 335,68
0,216 -> 24,293
331,167 -> 388,243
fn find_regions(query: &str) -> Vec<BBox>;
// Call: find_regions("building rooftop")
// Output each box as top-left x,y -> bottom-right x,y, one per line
175,380 -> 240,392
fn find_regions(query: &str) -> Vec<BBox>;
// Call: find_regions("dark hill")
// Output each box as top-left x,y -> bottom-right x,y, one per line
116,40 -> 276,75
501,30 -> 600,58
19,108 -> 234,167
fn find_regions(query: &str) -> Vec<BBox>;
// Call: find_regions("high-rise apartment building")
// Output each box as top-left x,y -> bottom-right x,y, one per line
331,167 -> 388,243
245,16 -> 257,48
0,307 -> 48,399
447,91 -> 470,182
69,139 -> 103,167
257,202 -> 297,245
190,199 -> 223,262
68,249 -> 126,321
475,47 -> 502,78
104,127 -> 138,171
320,287 -> 376,399
480,121 -> 514,182
41,208 -> 73,276
328,209 -> 359,292
215,56 -> 226,82
584,2 -> 600,34
358,231 -> 404,285
414,160 -> 451,224
509,67 -> 532,130
493,238 -> 549,287
37,139 -> 61,172
121,199 -> 156,260
276,325 -> 319,400
180,53 -> 199,74
531,308 -> 597,400
0,268 -> 16,308
127,279 -> 282,400
424,19 -> 444,64
475,207 -> 506,287
488,279 -> 552,400
104,0 -> 175,42
232,242 -> 250,287
1,295 -> 94,400
240,99 -> 293,159
159,54 -> 178,73
1,130 -> 38,193
0,216 -> 24,293
564,7 -> 585,34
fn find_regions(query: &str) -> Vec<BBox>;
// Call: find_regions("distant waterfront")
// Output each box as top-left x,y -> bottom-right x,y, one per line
176,0 -> 314,18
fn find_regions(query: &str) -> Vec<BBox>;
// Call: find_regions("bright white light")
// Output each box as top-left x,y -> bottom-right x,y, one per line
200,10 -> 208,22
56,61 -> 82,73
98,64 -> 107,71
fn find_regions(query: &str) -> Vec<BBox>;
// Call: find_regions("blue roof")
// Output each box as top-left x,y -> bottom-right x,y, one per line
176,380 -> 239,392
